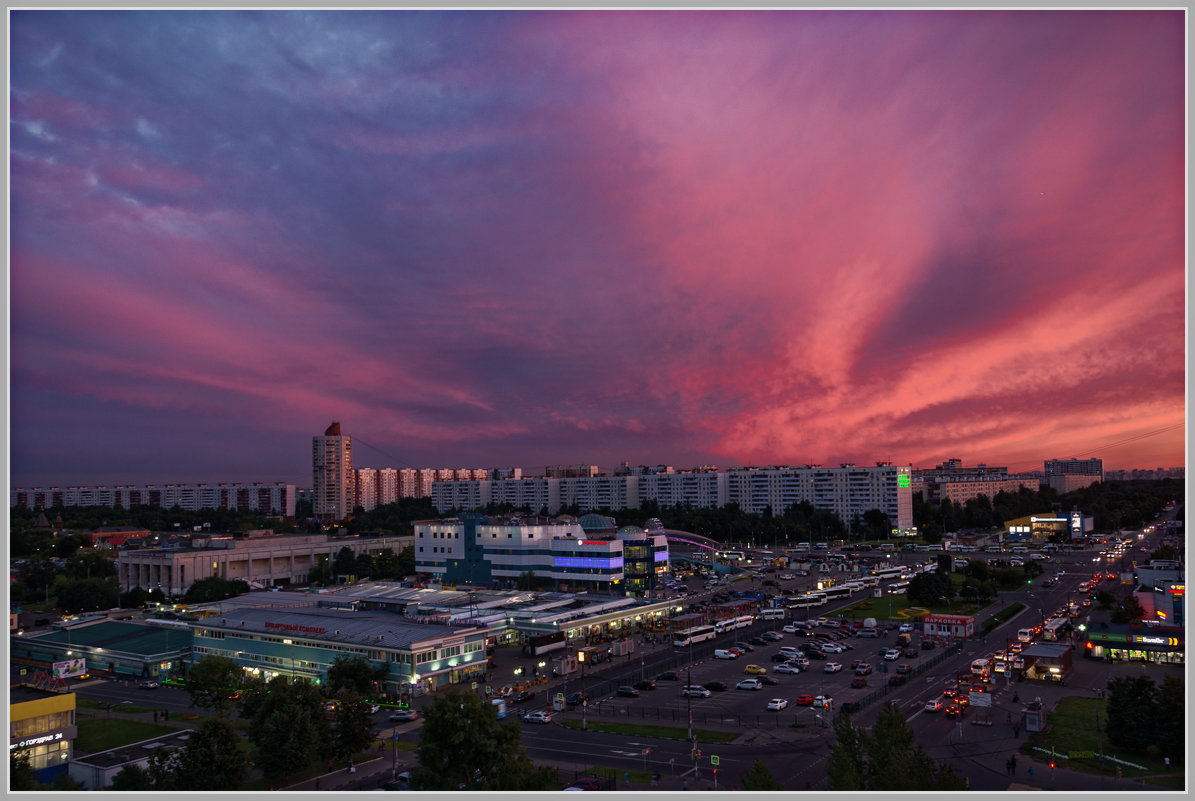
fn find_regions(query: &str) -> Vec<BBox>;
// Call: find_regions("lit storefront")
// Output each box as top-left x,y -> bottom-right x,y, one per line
9,688 -> 76,784
1083,624 -> 1184,665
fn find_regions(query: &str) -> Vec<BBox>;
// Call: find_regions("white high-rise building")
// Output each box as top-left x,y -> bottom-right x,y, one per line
313,422 -> 353,520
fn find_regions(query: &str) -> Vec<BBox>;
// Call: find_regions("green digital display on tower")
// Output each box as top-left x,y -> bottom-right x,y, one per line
898,474 -> 910,488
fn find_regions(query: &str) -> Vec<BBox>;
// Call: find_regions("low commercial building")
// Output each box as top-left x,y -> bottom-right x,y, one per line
1019,642 -> 1073,682
115,531 -> 412,595
1082,622 -> 1184,665
9,685 -> 77,784
10,617 -> 192,681
70,730 -> 194,790
920,613 -> 976,641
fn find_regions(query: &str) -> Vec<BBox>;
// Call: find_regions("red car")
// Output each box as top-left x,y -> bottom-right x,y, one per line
795,694 -> 816,706
850,677 -> 868,688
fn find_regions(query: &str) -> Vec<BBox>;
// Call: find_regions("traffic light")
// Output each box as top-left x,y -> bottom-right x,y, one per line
1049,761 -> 1055,769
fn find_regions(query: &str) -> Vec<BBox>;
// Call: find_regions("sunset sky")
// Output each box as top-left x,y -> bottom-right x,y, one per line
9,9 -> 1186,488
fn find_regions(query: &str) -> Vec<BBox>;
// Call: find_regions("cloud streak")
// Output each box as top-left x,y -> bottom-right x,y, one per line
9,10 -> 1185,487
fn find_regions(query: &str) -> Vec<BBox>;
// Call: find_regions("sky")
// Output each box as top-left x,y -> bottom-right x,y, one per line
8,9 -> 1187,489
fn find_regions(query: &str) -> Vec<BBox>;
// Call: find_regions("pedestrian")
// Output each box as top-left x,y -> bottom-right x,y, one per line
1005,758 -> 1012,776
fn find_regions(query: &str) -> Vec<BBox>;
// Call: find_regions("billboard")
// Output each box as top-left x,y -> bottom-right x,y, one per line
51,657 -> 87,679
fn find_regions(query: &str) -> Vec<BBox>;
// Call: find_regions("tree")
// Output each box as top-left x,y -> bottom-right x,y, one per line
10,750 -> 38,791
374,547 -> 400,579
333,547 -> 357,579
185,655 -> 243,716
515,571 -> 539,590
1105,675 -> 1161,753
862,509 -> 890,540
397,545 -> 415,577
1154,675 -> 1184,762
825,715 -> 867,790
906,572 -> 952,608
170,717 -> 252,790
1110,593 -> 1145,624
414,688 -> 555,790
326,654 -> 385,696
330,689 -> 377,762
245,677 -> 332,787
828,703 -> 968,791
119,586 -> 150,608
183,576 -> 249,603
56,576 -> 119,613
739,759 -> 782,790
109,763 -> 154,791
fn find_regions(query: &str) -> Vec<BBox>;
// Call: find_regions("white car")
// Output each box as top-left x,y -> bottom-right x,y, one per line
682,685 -> 712,698
824,662 -> 843,673
736,678 -> 764,691
898,623 -> 914,633
779,574 -> 795,581
522,710 -> 553,724
767,698 -> 789,711
882,648 -> 901,661
782,623 -> 803,633
821,642 -> 846,653
812,695 -> 833,708
774,663 -> 802,675
924,699 -> 943,713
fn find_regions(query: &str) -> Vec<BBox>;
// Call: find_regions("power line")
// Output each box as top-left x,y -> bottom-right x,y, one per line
1066,422 -> 1185,460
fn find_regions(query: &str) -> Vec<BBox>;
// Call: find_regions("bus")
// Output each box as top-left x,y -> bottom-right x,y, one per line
859,576 -> 879,589
887,581 -> 909,594
715,615 -> 756,634
524,631 -> 567,657
760,608 -> 786,621
718,550 -> 746,561
819,585 -> 855,602
869,567 -> 904,581
1016,628 -> 1035,643
787,593 -> 827,609
1042,618 -> 1069,641
672,625 -> 717,647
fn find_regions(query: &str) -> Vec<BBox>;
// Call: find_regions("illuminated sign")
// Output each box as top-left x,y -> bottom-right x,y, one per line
264,622 -> 327,635
51,658 -> 87,680
579,541 -> 606,546
898,474 -> 911,488
1031,517 -> 1067,523
9,732 -> 64,750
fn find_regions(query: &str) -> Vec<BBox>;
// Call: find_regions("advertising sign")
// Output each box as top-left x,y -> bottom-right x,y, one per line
51,658 -> 87,679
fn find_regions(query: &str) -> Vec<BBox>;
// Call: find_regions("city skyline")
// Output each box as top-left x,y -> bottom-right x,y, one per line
10,10 -> 1186,489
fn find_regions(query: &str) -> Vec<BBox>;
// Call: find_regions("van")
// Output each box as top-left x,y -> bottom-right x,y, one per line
970,658 -> 991,675
713,649 -> 738,659
1012,546 -> 1028,554
857,628 -> 879,638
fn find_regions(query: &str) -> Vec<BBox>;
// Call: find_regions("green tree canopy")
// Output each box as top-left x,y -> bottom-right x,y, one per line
414,688 -> 557,790
170,717 -> 252,790
185,655 -> 244,717
828,703 -> 969,791
326,654 -> 385,697
245,676 -> 333,786
739,759 -> 782,790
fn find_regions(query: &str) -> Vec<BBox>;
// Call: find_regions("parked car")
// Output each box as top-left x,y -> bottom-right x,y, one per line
703,681 -> 728,692
523,710 -> 553,724
733,642 -> 755,652
888,674 -> 907,687
899,623 -> 914,633
850,676 -> 868,689
902,648 -> 919,659
895,664 -> 912,675
633,679 -> 657,691
772,651 -> 796,663
657,671 -> 680,681
854,662 -> 873,676
767,698 -> 789,711
761,631 -> 784,642
775,663 -> 802,675
812,695 -> 833,708
795,694 -> 816,706
682,685 -> 711,698
920,640 -> 936,650
736,678 -> 764,691
616,686 -> 640,698
743,664 -> 768,675
824,662 -> 843,673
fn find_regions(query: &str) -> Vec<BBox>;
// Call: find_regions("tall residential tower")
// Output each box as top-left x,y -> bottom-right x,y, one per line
313,422 -> 353,520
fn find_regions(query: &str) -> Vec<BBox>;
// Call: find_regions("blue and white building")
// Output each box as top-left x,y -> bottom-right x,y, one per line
414,514 -> 669,594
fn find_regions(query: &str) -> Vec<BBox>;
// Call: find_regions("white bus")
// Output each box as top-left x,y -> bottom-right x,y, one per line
1042,618 -> 1069,641
1016,628 -> 1036,643
887,581 -> 909,594
787,593 -> 828,609
819,585 -> 855,602
760,608 -> 786,621
672,625 -> 717,647
869,567 -> 904,581
859,576 -> 879,589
